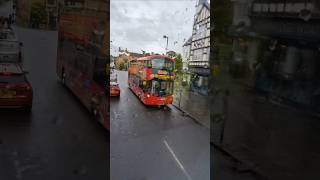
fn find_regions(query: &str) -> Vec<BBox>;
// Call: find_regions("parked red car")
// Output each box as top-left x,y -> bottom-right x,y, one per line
110,81 -> 120,97
0,63 -> 33,111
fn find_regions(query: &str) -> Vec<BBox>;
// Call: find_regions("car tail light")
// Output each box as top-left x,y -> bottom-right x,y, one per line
0,72 -> 14,76
17,83 -> 32,90
15,83 -> 32,96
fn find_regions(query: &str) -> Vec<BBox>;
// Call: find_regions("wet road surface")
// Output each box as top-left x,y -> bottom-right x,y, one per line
110,70 -> 209,180
0,22 -> 108,180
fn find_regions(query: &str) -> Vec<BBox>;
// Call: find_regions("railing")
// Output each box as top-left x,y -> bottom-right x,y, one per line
188,61 -> 209,67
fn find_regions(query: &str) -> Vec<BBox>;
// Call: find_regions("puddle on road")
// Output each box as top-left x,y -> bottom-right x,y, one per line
51,115 -> 61,126
73,165 -> 88,176
11,149 -> 45,179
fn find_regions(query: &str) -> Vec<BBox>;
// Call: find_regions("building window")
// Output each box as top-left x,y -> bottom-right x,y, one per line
262,3 -> 269,12
203,48 -> 207,54
253,3 -> 261,12
269,3 -> 276,12
277,3 -> 284,12
292,3 -> 305,13
285,3 -> 294,13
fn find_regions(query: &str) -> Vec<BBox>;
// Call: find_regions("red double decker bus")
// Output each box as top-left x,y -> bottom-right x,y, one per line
128,55 -> 175,106
56,1 -> 109,129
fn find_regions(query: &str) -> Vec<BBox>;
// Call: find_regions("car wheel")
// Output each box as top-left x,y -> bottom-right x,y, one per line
23,105 -> 32,114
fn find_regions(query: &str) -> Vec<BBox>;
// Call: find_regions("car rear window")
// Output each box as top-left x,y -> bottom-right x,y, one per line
0,54 -> 20,63
0,74 -> 25,84
0,31 -> 16,40
0,41 -> 19,52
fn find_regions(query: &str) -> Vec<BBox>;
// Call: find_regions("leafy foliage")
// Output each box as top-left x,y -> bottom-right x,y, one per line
118,62 -> 125,70
213,0 -> 233,43
174,53 -> 183,73
30,2 -> 47,28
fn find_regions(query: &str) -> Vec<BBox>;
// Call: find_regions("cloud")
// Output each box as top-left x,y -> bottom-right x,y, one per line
110,0 -> 197,56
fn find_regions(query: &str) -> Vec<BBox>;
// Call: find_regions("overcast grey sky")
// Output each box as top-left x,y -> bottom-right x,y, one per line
110,0 -> 197,56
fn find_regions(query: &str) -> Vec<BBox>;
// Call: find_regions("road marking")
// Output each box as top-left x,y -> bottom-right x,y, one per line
163,140 -> 193,180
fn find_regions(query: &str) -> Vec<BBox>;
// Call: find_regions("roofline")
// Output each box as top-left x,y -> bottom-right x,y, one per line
135,55 -> 175,62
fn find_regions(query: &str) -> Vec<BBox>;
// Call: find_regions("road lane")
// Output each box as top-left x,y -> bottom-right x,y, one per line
110,70 -> 209,180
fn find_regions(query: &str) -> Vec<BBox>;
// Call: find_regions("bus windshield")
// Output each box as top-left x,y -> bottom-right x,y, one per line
145,80 -> 174,97
151,58 -> 173,71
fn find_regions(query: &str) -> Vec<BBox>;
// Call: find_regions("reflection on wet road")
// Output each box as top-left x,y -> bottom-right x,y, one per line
110,70 -> 209,180
0,25 -> 108,179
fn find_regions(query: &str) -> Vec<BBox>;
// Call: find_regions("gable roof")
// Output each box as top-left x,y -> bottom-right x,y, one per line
183,37 -> 192,46
198,0 -> 210,10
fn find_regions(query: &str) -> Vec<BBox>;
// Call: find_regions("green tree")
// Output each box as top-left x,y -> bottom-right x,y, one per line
213,0 -> 233,44
30,2 -> 47,28
174,53 -> 183,73
119,62 -> 125,70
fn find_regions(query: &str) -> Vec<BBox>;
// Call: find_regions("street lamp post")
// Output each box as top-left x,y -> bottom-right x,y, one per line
163,35 -> 168,54
178,87 -> 182,108
178,86 -> 185,116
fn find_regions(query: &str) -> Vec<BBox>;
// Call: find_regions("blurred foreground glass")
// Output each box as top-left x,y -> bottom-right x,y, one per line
211,0 -> 320,179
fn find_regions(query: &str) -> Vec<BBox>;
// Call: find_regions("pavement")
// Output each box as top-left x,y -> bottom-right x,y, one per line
110,70 -> 210,180
211,144 -> 265,180
0,1 -> 109,180
173,76 -> 210,129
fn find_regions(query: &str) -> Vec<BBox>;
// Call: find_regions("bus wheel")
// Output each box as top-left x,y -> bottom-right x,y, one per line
92,108 -> 102,124
23,105 -> 32,114
61,70 -> 66,85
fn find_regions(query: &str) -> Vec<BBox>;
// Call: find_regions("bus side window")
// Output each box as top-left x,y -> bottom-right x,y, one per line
144,81 -> 150,92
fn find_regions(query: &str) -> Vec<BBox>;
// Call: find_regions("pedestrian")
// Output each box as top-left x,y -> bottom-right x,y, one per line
8,14 -> 12,25
4,17 -> 10,29
0,16 -> 4,29
12,13 -> 15,24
